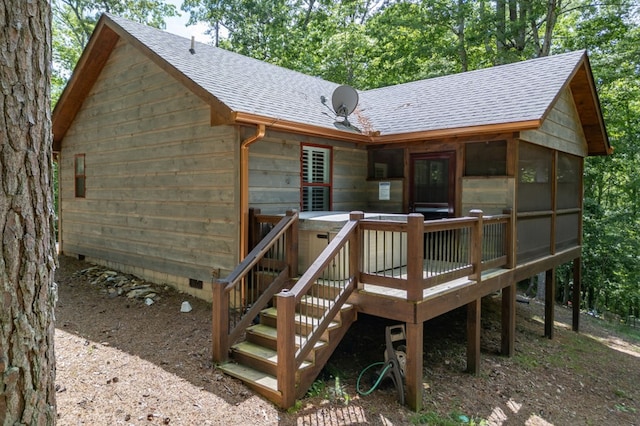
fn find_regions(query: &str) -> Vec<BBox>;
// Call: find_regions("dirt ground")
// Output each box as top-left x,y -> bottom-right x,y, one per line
54,255 -> 640,425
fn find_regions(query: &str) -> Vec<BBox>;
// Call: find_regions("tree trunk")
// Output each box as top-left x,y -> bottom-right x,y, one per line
0,1 -> 57,425
456,0 -> 468,72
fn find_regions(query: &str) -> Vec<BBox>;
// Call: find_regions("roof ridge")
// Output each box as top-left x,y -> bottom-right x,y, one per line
362,50 -> 586,95
104,13 -> 340,87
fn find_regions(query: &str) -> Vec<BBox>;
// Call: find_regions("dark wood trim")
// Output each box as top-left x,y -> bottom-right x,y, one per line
405,322 -> 424,411
501,283 -> 516,356
466,298 -> 481,375
545,268 -> 556,339
52,22 -> 119,150
572,257 -> 581,332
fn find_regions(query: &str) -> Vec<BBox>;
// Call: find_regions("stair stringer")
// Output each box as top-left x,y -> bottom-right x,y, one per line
218,291 -> 357,408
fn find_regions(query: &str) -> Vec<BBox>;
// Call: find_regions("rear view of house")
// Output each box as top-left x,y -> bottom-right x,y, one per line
53,14 -> 610,410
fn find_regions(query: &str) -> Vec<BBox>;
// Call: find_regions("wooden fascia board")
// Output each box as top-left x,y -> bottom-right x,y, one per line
52,18 -> 119,151
233,112 -> 540,146
538,53 -> 588,126
232,112 -> 371,143
368,120 -> 541,144
569,59 -> 612,156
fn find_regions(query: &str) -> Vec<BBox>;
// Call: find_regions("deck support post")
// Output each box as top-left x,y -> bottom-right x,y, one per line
466,298 -> 481,375
276,290 -> 297,408
572,257 -> 581,332
501,283 -> 516,357
212,279 -> 229,363
544,268 -> 556,339
405,321 -> 424,411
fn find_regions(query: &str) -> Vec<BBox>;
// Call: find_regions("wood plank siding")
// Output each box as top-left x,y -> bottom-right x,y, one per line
366,180 -> 404,213
248,132 -> 368,214
59,40 -> 239,300
462,177 -> 515,215
520,88 -> 589,157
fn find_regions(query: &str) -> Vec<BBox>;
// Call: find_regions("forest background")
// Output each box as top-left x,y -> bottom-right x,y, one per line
52,0 -> 640,321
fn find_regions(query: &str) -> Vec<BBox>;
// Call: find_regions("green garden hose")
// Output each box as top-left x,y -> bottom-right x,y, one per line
356,362 -> 393,396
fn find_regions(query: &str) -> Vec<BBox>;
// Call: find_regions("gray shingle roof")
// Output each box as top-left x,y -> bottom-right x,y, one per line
103,15 -> 587,138
69,15 -> 596,146
359,51 -> 585,135
108,14 -> 344,131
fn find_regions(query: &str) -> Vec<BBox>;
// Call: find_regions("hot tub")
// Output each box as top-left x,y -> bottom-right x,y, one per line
298,212 -> 408,279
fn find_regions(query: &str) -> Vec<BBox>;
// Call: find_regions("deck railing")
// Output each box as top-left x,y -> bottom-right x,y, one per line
482,213 -> 511,268
212,210 -> 298,362
275,212 -> 362,407
357,210 -> 512,300
212,208 -> 512,405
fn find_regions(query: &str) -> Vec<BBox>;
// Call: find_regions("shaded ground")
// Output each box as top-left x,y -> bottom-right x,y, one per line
54,255 -> 640,425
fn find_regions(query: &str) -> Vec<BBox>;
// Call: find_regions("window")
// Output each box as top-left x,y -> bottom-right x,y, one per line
368,148 -> 404,179
465,140 -> 507,176
74,154 -> 86,198
301,145 -> 331,211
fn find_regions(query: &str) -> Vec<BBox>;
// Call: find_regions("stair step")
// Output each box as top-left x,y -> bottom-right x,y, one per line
247,323 -> 327,353
297,295 -> 353,318
259,307 -> 342,332
310,282 -> 344,299
231,341 -> 312,376
218,362 -> 278,395
261,307 -> 342,325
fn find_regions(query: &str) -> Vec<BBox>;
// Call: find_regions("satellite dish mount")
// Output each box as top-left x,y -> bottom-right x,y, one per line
330,85 -> 360,132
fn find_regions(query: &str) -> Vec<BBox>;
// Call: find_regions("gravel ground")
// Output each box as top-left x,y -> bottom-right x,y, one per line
54,255 -> 640,425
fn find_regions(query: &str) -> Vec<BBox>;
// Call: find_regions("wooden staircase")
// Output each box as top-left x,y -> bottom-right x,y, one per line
218,281 -> 357,405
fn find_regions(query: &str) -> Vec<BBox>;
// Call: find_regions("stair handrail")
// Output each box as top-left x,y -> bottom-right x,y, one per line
275,211 -> 363,407
212,210 -> 298,363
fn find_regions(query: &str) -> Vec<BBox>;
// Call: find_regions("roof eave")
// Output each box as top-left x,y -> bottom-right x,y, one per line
52,14 -> 235,151
232,112 -> 372,143
52,16 -> 119,151
570,56 -> 612,156
233,112 -> 541,145
370,120 -> 541,144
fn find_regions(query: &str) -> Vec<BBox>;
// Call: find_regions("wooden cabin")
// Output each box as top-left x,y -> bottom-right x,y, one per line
53,14 -> 611,411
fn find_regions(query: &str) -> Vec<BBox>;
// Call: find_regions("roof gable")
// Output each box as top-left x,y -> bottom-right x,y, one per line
53,14 -> 611,155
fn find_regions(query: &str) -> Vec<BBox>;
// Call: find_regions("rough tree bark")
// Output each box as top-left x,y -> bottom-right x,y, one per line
0,1 -> 57,425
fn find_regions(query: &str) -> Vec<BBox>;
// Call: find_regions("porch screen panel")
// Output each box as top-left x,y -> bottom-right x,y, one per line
517,142 -> 552,212
465,140 -> 507,176
556,152 -> 581,209
517,216 -> 551,262
555,212 -> 580,251
301,145 -> 331,211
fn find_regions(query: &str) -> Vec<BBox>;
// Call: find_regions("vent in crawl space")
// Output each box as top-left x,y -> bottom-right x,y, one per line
189,278 -> 203,289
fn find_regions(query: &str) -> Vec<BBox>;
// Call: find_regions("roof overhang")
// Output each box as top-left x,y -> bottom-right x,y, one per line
52,18 -> 119,151
52,15 -> 235,151
232,112 -> 542,145
52,16 -> 611,157
568,55 -> 612,156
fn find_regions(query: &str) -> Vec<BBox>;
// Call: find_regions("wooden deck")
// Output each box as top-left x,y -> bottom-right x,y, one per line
213,211 -> 584,411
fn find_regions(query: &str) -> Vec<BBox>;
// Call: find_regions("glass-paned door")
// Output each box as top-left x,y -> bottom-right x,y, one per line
409,152 -> 455,219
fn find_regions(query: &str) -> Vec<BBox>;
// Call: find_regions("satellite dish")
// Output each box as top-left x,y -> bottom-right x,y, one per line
331,85 -> 359,118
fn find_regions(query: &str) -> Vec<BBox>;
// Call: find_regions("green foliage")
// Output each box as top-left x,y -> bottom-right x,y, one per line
410,410 -> 487,425
305,376 -> 351,405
